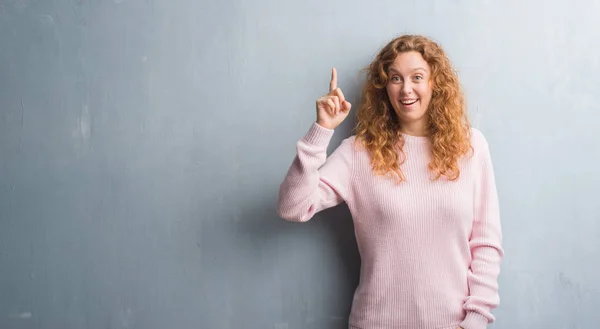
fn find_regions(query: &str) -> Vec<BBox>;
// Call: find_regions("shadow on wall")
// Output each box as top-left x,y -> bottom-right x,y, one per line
195,72 -> 365,328
231,149 -> 360,328
207,190 -> 358,329
318,203 -> 362,290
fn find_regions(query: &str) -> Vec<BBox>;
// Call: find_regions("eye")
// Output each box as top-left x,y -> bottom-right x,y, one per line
390,76 -> 401,82
414,75 -> 423,80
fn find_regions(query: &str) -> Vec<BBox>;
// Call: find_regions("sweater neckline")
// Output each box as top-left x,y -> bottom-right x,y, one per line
401,133 -> 430,145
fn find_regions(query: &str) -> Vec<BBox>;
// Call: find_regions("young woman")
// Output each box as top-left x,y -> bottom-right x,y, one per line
277,34 -> 503,329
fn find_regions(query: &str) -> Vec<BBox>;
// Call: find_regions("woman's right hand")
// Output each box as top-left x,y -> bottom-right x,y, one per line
315,68 -> 352,130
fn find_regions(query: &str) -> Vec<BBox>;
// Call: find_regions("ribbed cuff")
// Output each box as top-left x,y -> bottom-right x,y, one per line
301,122 -> 335,147
460,311 -> 489,329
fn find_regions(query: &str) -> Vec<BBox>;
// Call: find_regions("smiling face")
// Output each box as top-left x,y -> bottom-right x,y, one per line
386,51 -> 433,136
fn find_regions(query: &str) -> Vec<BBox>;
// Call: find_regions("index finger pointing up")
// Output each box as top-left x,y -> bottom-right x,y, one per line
330,67 -> 337,92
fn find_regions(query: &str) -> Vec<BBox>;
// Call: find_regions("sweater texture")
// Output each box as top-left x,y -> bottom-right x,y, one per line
277,122 -> 503,329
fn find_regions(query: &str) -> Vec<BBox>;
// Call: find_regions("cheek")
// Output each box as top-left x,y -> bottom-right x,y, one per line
386,85 -> 398,100
418,85 -> 433,101
386,84 -> 394,95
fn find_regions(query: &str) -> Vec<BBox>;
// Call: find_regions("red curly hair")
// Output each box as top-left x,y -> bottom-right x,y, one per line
354,34 -> 473,182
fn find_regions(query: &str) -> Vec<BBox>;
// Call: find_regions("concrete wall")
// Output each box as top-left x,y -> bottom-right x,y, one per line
1,0 -> 599,328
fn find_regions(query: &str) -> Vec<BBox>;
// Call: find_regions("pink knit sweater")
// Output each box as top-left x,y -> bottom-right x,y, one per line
277,122 -> 503,329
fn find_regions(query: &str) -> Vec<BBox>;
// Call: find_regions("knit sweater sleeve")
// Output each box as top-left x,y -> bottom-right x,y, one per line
276,122 -> 354,222
460,130 -> 504,329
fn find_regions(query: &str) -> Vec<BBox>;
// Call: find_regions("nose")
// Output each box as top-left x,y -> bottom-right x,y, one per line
401,81 -> 413,95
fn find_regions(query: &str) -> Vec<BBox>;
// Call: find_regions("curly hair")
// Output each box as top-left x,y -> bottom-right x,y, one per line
354,34 -> 473,182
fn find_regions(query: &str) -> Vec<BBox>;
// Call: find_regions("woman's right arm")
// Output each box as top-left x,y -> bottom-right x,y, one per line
276,68 -> 354,222
276,123 -> 354,222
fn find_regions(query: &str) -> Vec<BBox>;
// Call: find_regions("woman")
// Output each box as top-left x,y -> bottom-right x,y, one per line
277,34 -> 503,329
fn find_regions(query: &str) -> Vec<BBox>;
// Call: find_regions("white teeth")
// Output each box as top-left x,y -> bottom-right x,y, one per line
401,99 -> 418,105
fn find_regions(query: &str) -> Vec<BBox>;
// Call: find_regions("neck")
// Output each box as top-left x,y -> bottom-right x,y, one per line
399,122 -> 428,137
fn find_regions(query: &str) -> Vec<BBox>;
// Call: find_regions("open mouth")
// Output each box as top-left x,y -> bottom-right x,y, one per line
400,99 -> 418,106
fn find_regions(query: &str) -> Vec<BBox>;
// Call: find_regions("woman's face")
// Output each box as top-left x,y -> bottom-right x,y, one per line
386,51 -> 433,136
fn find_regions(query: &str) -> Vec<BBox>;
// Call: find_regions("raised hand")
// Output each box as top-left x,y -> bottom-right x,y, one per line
315,68 -> 352,130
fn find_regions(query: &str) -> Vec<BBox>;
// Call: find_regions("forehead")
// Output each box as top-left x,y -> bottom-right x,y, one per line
388,51 -> 430,73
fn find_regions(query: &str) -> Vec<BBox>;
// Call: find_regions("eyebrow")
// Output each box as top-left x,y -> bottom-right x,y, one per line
388,67 -> 428,74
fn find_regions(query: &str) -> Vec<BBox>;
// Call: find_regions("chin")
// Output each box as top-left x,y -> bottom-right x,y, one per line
395,108 -> 426,121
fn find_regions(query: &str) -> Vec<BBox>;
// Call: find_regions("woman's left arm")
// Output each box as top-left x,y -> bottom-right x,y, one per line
460,132 -> 504,329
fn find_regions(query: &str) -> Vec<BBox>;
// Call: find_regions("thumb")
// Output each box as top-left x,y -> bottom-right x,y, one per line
342,101 -> 352,112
